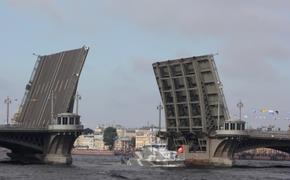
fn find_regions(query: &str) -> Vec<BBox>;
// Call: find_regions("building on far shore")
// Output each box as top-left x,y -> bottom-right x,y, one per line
74,134 -> 109,150
74,125 -> 164,151
135,127 -> 164,149
114,137 -> 131,151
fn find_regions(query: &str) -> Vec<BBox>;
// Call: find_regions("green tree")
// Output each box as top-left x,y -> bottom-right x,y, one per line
130,137 -> 136,148
103,127 -> 117,150
83,128 -> 94,135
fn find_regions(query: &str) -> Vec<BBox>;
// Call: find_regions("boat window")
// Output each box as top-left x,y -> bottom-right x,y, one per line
152,145 -> 160,148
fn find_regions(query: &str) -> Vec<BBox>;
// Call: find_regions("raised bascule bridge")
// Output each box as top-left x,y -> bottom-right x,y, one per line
153,55 -> 290,166
0,46 -> 89,164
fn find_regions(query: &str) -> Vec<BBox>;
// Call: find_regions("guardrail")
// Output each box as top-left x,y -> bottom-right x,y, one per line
247,130 -> 290,139
0,124 -> 83,132
215,129 -> 290,140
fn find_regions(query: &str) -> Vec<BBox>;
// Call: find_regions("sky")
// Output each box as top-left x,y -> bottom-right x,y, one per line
0,0 -> 290,129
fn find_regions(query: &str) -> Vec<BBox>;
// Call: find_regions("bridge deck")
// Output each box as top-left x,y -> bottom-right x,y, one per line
153,55 -> 229,134
248,130 -> 290,140
0,125 -> 83,132
215,129 -> 290,140
16,47 -> 89,128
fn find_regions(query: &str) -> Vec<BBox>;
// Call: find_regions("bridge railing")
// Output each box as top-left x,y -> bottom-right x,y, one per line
0,124 -> 47,131
246,129 -> 290,139
215,129 -> 290,139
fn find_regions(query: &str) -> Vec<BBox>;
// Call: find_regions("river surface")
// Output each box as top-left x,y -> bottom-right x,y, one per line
0,154 -> 290,180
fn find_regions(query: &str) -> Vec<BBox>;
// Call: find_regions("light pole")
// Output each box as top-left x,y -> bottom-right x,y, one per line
217,81 -> 223,130
76,92 -> 82,115
4,96 -> 12,125
50,90 -> 55,123
157,102 -> 163,132
237,100 -> 244,120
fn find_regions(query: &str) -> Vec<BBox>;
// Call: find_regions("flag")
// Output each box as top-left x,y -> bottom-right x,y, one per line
260,108 -> 268,113
252,108 -> 257,113
268,110 -> 275,115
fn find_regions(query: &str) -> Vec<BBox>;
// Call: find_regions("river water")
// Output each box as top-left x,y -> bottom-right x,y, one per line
0,154 -> 290,180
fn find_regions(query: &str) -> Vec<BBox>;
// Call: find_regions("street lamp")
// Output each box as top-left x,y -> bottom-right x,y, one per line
76,92 -> 82,115
217,81 -> 223,130
32,53 -> 41,57
157,102 -> 163,132
237,100 -> 244,120
50,90 -> 55,123
4,96 -> 12,125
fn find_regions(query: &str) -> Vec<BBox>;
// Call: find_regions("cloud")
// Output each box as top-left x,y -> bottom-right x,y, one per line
3,0 -> 290,128
102,0 -> 290,128
7,0 -> 64,23
103,0 -> 290,78
131,58 -> 155,74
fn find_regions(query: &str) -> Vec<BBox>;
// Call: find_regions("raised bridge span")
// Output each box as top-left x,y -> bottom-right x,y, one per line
0,46 -> 89,164
152,55 -> 290,166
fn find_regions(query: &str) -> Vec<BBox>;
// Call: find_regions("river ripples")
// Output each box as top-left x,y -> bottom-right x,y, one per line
0,154 -> 290,180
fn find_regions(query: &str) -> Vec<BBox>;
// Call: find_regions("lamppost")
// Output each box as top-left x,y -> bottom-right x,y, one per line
4,96 -> 12,125
50,90 -> 55,123
217,81 -> 223,130
157,102 -> 163,132
237,100 -> 244,120
76,92 -> 82,115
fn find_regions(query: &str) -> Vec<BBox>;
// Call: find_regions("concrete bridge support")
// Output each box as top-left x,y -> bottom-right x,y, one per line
0,124 -> 82,164
43,133 -> 80,164
183,137 -> 235,167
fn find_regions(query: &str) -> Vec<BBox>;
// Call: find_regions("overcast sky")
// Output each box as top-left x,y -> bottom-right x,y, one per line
1,0 -> 290,129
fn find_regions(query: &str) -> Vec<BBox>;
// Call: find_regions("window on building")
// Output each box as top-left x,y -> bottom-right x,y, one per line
225,123 -> 229,130
75,117 -> 80,125
230,123 -> 235,130
63,117 -> 68,125
57,117 -> 61,125
69,117 -> 74,125
242,123 -> 245,130
237,123 -> 241,130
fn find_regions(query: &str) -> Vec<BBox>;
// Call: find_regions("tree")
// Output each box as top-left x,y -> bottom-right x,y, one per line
83,128 -> 94,135
130,137 -> 136,148
103,127 -> 117,150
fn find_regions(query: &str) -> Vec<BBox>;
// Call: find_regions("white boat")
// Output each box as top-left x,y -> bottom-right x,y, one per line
127,144 -> 185,167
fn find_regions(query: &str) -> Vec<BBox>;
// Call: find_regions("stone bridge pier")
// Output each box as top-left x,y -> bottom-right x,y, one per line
1,113 -> 83,164
43,132 -> 81,164
182,137 -> 236,167
183,130 -> 290,167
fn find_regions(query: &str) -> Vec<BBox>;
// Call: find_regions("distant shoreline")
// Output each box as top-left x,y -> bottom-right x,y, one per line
72,149 -> 114,156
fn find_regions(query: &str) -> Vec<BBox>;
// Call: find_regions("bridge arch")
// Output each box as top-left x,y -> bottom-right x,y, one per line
214,138 -> 290,160
0,134 -> 43,154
